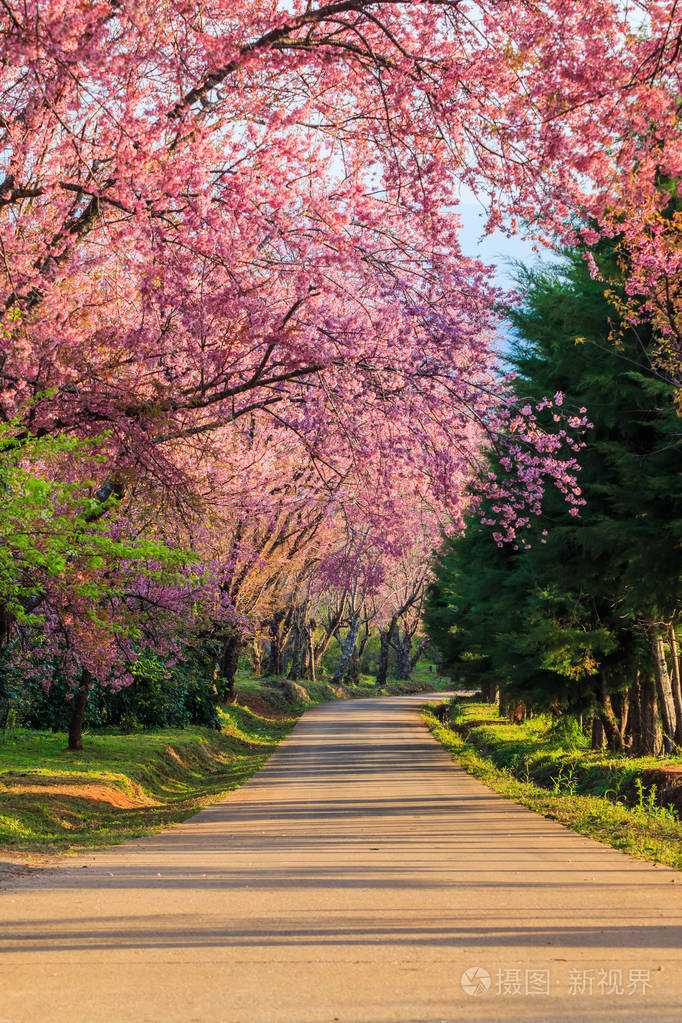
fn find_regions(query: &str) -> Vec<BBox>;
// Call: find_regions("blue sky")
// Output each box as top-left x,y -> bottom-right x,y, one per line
457,198 -> 559,291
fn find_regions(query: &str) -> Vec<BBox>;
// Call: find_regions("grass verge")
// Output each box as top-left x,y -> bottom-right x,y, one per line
0,702 -> 295,855
233,667 -> 451,716
422,703 -> 682,870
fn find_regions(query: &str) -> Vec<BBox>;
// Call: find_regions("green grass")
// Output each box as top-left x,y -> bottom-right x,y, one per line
422,702 -> 682,870
0,702 -> 296,854
400,662 -> 453,692
443,700 -> 682,799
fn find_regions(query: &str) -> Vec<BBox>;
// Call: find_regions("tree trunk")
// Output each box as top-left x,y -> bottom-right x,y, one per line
266,610 -> 286,676
0,607 -> 11,728
667,622 -> 682,747
0,676 -> 11,731
591,716 -> 605,751
375,619 -> 397,688
625,674 -> 641,752
0,606 -> 11,650
485,680 -> 500,705
348,647 -> 360,684
333,616 -> 360,684
313,602 -> 346,674
287,615 -> 308,680
409,636 -> 429,672
649,625 -> 677,752
250,637 -> 263,677
309,624 -> 316,684
68,671 -> 92,751
356,622 -> 371,671
393,630 -> 412,681
598,673 -> 624,752
616,690 -> 629,741
218,635 -> 242,702
639,671 -> 663,756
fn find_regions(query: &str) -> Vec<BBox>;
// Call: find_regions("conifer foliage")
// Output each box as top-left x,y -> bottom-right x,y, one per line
425,247 -> 682,755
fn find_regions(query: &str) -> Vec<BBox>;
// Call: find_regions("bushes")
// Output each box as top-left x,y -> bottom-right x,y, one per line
17,651 -> 221,733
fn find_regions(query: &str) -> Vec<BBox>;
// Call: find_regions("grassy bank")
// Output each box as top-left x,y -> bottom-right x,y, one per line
0,671 -> 449,856
233,667 -> 450,717
0,701 -> 296,855
422,700 -> 682,870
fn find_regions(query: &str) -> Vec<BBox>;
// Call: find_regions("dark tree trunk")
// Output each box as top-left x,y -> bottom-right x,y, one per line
0,677 -> 11,731
598,674 -> 624,752
667,622 -> 682,747
376,619 -> 397,688
304,622 -> 314,680
591,716 -> 605,751
348,647 -> 360,684
287,616 -> 307,680
0,606 -> 11,649
333,615 -> 360,684
345,623 -> 370,684
409,637 -> 429,673
278,609 -> 297,678
0,606 -> 12,729
68,671 -> 92,751
625,674 -> 642,752
266,610 -> 286,676
484,679 -> 500,705
639,672 -> 663,756
393,630 -> 412,681
309,623 -> 317,684
356,622 -> 371,666
218,635 -> 242,702
499,694 -> 512,718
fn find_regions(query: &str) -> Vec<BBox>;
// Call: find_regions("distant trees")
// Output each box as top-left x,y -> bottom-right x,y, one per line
425,245 -> 682,754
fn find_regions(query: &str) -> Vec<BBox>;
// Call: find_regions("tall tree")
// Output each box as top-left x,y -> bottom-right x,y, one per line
426,244 -> 682,752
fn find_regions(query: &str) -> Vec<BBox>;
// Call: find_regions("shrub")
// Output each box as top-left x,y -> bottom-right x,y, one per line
17,649 -> 221,732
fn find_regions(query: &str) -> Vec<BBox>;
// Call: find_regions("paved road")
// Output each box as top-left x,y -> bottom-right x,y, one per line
1,695 -> 681,1022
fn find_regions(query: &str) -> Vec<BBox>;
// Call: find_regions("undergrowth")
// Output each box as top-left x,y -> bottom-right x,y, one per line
422,702 -> 682,870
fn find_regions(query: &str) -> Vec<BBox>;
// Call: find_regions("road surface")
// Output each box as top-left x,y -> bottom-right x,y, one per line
1,694 -> 681,1022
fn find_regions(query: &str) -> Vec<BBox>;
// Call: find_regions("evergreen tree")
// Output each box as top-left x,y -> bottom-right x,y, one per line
426,245 -> 682,753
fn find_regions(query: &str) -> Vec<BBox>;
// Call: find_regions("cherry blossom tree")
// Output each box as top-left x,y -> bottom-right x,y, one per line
0,0 -> 597,494
2,0 -> 678,697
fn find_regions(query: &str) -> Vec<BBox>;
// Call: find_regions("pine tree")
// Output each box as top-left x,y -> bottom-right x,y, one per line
426,245 -> 682,753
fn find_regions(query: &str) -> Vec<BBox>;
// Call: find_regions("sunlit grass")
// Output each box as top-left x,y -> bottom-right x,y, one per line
0,667 -> 448,856
423,703 -> 682,870
0,701 -> 298,854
